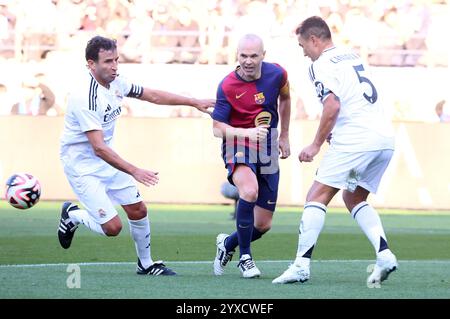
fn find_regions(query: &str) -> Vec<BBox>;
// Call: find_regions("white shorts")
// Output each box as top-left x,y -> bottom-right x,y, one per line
65,169 -> 142,224
315,149 -> 393,194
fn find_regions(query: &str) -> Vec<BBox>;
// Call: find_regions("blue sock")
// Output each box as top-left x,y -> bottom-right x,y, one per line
225,227 -> 264,252
235,198 -> 255,257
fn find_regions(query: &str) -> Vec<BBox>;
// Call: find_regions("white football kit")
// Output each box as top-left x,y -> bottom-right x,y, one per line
309,46 -> 395,193
60,71 -> 144,223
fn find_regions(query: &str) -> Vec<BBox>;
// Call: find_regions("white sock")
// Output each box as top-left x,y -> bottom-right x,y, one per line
352,201 -> 388,254
294,202 -> 326,265
69,209 -> 105,235
128,217 -> 153,268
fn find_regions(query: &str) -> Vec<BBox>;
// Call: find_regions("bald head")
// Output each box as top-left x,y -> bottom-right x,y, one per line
238,34 -> 265,53
236,34 -> 265,81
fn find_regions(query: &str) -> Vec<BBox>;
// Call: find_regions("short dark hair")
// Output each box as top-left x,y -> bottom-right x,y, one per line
295,16 -> 331,40
85,36 -> 117,61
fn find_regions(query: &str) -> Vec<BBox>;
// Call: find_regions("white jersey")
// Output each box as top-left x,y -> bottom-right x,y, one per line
60,71 -> 143,177
310,46 -> 394,152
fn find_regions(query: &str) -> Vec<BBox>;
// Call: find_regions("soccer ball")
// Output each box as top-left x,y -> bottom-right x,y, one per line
5,173 -> 41,210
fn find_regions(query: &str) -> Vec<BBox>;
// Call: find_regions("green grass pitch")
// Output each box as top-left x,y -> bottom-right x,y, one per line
1,201 -> 450,299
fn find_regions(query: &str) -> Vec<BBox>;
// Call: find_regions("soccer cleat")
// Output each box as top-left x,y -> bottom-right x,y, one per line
136,259 -> 176,276
213,233 -> 235,275
367,250 -> 398,285
237,254 -> 261,278
57,201 -> 79,249
272,263 -> 310,284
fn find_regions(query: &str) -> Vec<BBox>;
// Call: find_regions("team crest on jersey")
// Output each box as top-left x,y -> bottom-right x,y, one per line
254,92 -> 265,104
254,111 -> 272,126
115,90 -> 123,99
98,208 -> 106,218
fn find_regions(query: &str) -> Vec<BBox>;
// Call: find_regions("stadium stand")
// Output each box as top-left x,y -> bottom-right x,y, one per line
0,0 -> 448,121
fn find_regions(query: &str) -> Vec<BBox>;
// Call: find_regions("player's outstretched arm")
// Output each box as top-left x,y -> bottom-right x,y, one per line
139,88 -> 215,115
299,93 -> 340,163
85,130 -> 159,186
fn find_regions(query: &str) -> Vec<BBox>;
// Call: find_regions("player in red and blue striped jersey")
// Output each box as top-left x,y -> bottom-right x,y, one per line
212,34 -> 291,278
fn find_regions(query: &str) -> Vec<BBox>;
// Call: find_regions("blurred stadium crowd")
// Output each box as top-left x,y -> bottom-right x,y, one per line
1,0 -> 448,66
0,0 -> 448,120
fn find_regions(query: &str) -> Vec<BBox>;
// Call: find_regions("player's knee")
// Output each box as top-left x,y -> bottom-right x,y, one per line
239,187 -> 258,202
126,206 -> 147,220
103,223 -> 122,236
256,223 -> 271,234
255,225 -> 272,235
133,208 -> 147,220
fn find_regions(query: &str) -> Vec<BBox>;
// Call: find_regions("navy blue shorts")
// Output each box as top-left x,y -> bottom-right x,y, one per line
226,162 -> 279,212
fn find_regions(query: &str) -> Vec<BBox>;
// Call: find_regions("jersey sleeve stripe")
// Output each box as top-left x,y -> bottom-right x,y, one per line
280,82 -> 289,95
88,77 -> 95,111
127,84 -> 143,98
311,64 -> 316,79
308,64 -> 316,82
93,83 -> 98,111
88,78 -> 98,112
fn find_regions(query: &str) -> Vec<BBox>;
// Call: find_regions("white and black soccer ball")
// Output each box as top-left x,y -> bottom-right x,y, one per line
5,173 -> 41,210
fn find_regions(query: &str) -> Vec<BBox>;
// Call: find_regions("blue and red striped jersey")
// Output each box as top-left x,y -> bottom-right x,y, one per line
212,62 -> 288,158
212,62 -> 287,129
